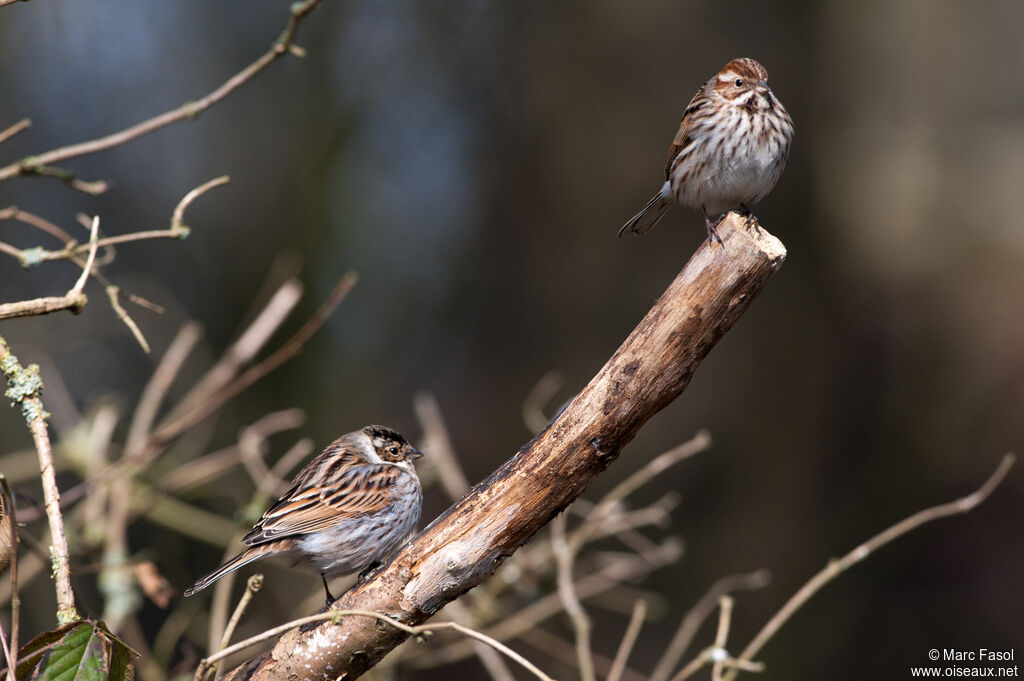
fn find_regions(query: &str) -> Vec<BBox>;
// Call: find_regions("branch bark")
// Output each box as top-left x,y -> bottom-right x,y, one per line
223,214 -> 788,681
0,337 -> 78,623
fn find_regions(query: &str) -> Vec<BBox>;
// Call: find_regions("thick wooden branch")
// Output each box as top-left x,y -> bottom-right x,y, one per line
223,214 -> 787,681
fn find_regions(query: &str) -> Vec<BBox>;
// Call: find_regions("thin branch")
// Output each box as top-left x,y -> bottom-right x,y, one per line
0,177 -> 230,266
0,1 -> 323,188
668,596 -> 764,681
99,322 -> 203,629
173,176 -> 230,231
515,626 -> 647,681
0,206 -> 72,242
440,600 -> 517,681
722,452 -> 1016,681
125,322 -> 204,456
162,279 -> 304,425
69,216 -> 100,297
196,613 -> 338,681
158,444 -> 242,493
551,514 -> 595,681
237,409 -> 307,498
607,600 -> 646,681
570,431 -> 711,552
0,476 -> 20,681
415,539 -> 684,669
0,119 -> 30,144
199,610 -> 555,681
267,438 -> 314,487
649,570 -> 772,681
49,275 -> 353,521
141,272 -> 357,462
710,596 -> 734,681
522,371 -> 564,434
0,215 -> 97,319
212,575 -> 264,681
414,392 -> 470,501
0,338 -> 78,623
106,285 -> 151,353
56,175 -> 232,256
0,295 -> 87,320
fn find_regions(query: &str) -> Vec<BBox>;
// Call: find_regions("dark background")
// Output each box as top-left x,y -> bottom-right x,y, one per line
1,2 -> 1021,680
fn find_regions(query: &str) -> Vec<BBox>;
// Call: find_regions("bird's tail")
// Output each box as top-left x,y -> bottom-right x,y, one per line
618,182 -> 674,237
183,544 -> 280,596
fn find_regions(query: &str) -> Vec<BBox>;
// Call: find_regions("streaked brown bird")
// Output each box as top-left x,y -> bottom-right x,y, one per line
619,57 -> 794,244
183,425 -> 423,604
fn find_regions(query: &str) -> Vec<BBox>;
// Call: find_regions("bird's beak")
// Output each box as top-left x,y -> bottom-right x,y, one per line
410,448 -> 424,460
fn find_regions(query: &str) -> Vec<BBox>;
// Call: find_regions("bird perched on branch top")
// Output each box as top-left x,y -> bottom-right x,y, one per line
183,425 -> 423,605
619,57 -> 794,245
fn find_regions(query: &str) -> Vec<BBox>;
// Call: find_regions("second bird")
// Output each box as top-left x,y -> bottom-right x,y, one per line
619,57 -> 794,244
183,425 -> 423,605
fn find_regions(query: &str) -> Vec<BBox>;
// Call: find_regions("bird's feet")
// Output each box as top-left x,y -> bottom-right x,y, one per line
738,204 -> 762,233
702,208 -> 725,246
321,573 -> 337,607
704,216 -> 725,246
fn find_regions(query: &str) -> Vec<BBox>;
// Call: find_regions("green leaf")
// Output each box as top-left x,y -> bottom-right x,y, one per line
14,621 -> 137,681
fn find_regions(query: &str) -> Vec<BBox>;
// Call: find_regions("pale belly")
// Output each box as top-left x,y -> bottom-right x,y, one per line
294,490 -> 422,576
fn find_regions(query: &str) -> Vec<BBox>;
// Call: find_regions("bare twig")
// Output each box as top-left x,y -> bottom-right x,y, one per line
0,476 -> 20,681
142,272 -> 357,462
0,338 -> 78,623
126,322 -> 204,457
238,409 -> 307,497
199,610 -> 555,681
722,453 -> 1016,681
162,279 -> 304,426
211,575 -> 264,681
159,445 -> 242,493
0,295 -> 86,320
433,600 -> 518,681
100,322 -> 204,628
607,600 -> 646,681
0,216 -> 98,321
551,514 -> 595,681
571,431 -> 711,552
668,596 -> 764,681
51,275 -> 353,522
522,371 -> 564,434
0,620 -> 10,681
0,177 -> 229,268
0,206 -> 72,242
649,569 -> 772,681
173,176 -> 230,232
267,438 -> 314,486
0,1 -> 323,188
416,539 -> 684,669
106,285 -> 151,353
515,626 -> 647,681
414,393 -> 471,500
0,119 -> 30,144
53,175 -> 231,257
70,216 -> 100,298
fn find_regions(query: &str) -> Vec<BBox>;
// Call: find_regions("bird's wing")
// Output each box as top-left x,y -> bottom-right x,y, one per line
665,88 -> 707,178
242,451 -> 404,545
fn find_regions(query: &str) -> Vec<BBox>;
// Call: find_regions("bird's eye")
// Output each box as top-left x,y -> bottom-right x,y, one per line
389,447 -> 399,455
734,79 -> 743,87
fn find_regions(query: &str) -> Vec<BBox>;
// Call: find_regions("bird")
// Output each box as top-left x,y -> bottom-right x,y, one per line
183,425 -> 423,605
618,57 -> 794,244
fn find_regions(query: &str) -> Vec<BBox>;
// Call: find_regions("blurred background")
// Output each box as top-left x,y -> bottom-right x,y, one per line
1,1 -> 1021,679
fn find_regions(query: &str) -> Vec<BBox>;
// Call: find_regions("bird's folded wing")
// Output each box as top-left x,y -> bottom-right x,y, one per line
242,464 -> 401,544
